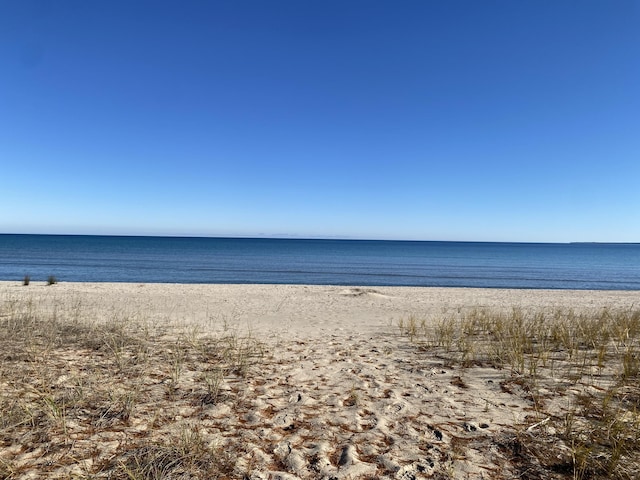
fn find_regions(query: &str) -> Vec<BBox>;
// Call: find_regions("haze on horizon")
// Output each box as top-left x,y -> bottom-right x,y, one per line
1,1 -> 638,243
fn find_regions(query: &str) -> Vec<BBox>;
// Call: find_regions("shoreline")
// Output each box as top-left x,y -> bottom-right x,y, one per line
6,279 -> 640,291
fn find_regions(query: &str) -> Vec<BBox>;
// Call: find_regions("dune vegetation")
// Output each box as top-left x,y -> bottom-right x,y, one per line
399,307 -> 640,479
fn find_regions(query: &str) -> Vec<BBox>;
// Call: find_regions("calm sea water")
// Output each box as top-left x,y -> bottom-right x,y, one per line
0,234 -> 639,290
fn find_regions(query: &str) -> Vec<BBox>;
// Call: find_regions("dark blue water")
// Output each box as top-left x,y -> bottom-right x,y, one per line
0,234 -> 639,290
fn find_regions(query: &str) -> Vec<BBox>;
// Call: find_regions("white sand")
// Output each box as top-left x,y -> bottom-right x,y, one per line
1,282 -> 638,479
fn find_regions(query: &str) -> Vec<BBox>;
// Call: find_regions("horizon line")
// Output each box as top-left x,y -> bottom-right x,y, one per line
1,232 -> 638,245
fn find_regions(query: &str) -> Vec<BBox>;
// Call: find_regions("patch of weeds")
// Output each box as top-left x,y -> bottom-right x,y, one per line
114,427 -> 236,479
401,306 -> 640,479
199,367 -> 225,405
0,296 -> 264,479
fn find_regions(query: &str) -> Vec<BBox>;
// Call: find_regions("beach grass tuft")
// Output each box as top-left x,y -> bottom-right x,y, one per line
399,307 -> 640,479
0,295 -> 264,479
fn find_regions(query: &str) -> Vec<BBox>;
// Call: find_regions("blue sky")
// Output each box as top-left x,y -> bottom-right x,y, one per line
1,1 -> 638,242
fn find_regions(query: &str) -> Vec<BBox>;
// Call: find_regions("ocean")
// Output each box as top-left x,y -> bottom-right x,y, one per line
0,234 -> 639,290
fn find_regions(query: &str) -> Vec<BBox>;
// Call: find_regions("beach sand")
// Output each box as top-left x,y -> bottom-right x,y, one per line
1,282 -> 639,479
4,282 -> 636,338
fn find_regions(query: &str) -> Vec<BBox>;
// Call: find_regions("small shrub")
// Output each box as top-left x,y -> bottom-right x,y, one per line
47,275 -> 57,285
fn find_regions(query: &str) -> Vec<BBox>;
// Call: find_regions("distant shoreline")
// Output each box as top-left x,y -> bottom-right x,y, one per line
2,232 -> 639,244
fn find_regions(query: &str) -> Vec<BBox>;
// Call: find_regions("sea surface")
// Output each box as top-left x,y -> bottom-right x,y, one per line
0,234 -> 639,290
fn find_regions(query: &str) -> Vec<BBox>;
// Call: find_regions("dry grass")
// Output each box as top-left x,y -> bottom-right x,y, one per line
0,295 -> 264,479
4,292 -> 640,479
399,307 -> 640,479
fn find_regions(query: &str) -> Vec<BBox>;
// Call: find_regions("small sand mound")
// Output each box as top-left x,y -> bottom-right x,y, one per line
339,287 -> 388,297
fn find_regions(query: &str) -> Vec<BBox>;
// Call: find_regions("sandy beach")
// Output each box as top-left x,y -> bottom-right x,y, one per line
1,282 -> 639,479
3,281 -> 637,338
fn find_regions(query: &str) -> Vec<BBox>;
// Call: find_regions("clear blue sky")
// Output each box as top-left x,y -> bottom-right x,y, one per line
1,1 -> 638,242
